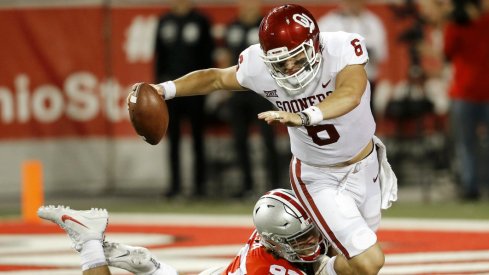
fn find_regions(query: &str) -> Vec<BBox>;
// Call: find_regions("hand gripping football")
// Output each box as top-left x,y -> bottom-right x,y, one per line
128,83 -> 169,145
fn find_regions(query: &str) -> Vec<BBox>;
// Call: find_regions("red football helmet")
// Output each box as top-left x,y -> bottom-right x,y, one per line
259,4 -> 322,94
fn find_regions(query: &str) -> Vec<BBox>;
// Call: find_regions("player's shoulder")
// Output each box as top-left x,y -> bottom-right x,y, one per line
244,246 -> 272,269
243,44 -> 262,57
245,246 -> 300,274
321,31 -> 365,45
238,44 -> 265,75
321,31 -> 365,55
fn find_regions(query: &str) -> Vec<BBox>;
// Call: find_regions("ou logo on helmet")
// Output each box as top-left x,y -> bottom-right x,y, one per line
292,13 -> 315,34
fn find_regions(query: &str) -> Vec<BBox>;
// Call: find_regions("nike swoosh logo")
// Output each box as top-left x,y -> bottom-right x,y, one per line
61,215 -> 88,228
322,79 -> 331,88
373,173 -> 379,183
115,250 -> 131,258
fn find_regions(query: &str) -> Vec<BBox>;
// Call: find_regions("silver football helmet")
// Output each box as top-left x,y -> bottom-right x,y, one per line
253,189 -> 324,263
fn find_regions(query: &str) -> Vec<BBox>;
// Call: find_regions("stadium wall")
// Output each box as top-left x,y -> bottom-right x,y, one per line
0,1 -> 411,199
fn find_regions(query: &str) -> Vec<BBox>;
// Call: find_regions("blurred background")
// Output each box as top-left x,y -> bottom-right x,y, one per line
1,0 -> 489,219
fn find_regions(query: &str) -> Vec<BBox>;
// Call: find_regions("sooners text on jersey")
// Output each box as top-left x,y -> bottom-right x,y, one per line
236,31 -> 376,166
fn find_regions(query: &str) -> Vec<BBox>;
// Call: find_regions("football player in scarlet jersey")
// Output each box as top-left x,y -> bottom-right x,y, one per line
148,4 -> 397,275
217,189 -> 330,275
37,189 -> 331,275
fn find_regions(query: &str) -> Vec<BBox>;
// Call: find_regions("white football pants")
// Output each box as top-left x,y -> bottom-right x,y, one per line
290,145 -> 381,259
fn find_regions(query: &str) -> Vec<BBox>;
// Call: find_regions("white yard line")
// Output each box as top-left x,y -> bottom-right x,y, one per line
381,218 -> 489,232
386,250 -> 489,264
109,213 -> 253,227
108,214 -> 489,231
381,261 -> 489,275
2,215 -> 489,275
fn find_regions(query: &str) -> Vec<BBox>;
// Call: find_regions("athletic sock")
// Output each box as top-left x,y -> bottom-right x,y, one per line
80,240 -> 107,271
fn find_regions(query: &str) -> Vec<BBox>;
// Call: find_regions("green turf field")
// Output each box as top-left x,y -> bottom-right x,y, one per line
1,196 -> 489,220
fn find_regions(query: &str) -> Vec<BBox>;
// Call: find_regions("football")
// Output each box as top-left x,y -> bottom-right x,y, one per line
128,83 -> 169,145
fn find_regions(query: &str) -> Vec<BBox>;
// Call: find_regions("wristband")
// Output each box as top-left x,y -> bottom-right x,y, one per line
159,81 -> 176,100
302,106 -> 323,125
298,112 -> 309,126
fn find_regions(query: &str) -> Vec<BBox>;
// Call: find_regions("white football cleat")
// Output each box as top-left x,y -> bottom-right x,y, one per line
104,241 -> 167,275
37,205 -> 108,251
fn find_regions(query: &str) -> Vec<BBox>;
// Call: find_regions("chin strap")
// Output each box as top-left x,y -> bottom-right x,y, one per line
298,243 -> 322,262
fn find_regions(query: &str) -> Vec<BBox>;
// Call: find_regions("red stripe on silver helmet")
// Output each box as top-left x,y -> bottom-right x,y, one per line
265,189 -> 309,221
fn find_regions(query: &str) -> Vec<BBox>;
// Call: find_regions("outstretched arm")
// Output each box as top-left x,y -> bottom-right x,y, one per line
258,64 -> 367,126
153,65 -> 246,98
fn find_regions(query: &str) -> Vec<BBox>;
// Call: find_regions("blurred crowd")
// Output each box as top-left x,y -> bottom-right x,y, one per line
154,0 -> 489,201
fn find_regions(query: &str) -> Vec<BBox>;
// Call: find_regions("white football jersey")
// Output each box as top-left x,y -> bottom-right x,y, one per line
236,31 -> 376,165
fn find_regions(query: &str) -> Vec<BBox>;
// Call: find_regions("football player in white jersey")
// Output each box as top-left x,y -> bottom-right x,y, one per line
148,4 -> 398,275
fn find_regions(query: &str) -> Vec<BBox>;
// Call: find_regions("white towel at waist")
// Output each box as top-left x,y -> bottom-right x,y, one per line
373,135 -> 398,209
